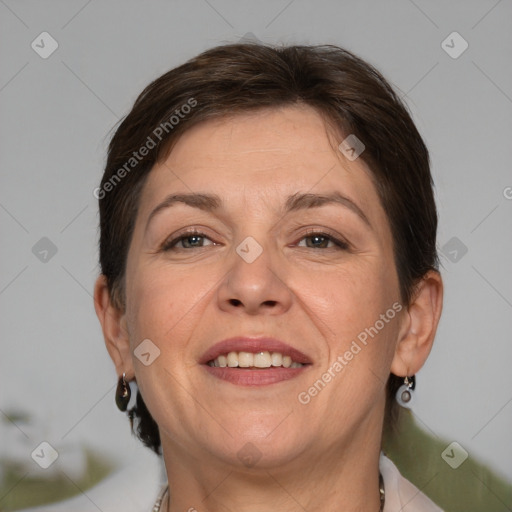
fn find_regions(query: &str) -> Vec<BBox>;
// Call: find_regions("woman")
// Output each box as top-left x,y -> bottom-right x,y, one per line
94,42 -> 444,511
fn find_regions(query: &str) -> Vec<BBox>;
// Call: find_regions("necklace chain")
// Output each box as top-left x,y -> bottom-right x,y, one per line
152,486 -> 167,512
152,473 -> 385,512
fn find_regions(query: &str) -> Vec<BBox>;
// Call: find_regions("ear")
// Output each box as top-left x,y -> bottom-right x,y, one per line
390,270 -> 443,377
94,275 -> 134,380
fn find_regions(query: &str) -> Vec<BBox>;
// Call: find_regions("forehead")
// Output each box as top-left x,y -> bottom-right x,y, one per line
162,105 -> 342,169
138,105 -> 384,221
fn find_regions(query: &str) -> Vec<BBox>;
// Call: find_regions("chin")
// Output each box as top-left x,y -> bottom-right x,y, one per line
216,426 -> 309,470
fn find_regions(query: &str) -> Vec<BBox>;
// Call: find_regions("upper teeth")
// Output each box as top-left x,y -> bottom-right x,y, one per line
208,351 -> 304,368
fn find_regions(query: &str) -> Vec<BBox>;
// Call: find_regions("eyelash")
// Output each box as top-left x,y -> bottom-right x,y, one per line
161,228 -> 350,251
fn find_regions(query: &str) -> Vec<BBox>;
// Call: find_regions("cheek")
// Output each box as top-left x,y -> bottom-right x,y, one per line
301,258 -> 397,332
299,258 -> 400,390
125,263 -> 212,351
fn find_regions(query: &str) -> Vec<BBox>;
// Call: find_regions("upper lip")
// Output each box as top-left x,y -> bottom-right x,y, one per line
199,337 -> 313,365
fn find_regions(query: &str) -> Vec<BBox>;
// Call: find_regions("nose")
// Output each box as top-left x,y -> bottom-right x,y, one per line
216,239 -> 293,316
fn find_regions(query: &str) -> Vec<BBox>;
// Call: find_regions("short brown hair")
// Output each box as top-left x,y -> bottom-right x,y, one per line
98,42 -> 439,454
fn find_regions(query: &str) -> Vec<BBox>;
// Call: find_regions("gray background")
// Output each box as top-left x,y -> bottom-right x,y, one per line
1,0 -> 511,499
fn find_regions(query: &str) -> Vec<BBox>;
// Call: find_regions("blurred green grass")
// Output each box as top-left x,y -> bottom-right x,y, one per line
382,410 -> 512,512
0,447 -> 115,511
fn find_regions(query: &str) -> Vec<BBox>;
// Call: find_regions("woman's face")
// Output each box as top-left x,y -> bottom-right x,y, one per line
122,105 -> 404,468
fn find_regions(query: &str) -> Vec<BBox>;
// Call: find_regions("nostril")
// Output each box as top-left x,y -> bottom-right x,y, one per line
228,299 -> 278,308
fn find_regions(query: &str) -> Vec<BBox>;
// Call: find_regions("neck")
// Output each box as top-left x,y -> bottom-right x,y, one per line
160,415 -> 384,512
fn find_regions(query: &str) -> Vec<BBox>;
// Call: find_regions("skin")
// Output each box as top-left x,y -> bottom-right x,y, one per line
95,105 -> 443,512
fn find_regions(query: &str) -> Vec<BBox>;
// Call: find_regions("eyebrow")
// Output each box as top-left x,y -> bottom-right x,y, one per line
146,191 -> 371,229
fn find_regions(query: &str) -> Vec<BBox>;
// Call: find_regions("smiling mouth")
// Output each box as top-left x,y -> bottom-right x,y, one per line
207,350 -> 307,369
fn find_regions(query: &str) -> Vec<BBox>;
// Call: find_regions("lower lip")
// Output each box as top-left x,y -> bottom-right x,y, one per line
202,365 -> 309,386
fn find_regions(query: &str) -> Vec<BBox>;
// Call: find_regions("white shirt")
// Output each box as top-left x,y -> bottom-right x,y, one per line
21,453 -> 442,512
380,454 -> 443,511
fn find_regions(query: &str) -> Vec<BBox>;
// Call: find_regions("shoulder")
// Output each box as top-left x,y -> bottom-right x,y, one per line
380,453 -> 443,512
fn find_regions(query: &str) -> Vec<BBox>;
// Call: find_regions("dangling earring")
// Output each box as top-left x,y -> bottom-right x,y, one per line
396,375 -> 415,408
115,373 -> 131,412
